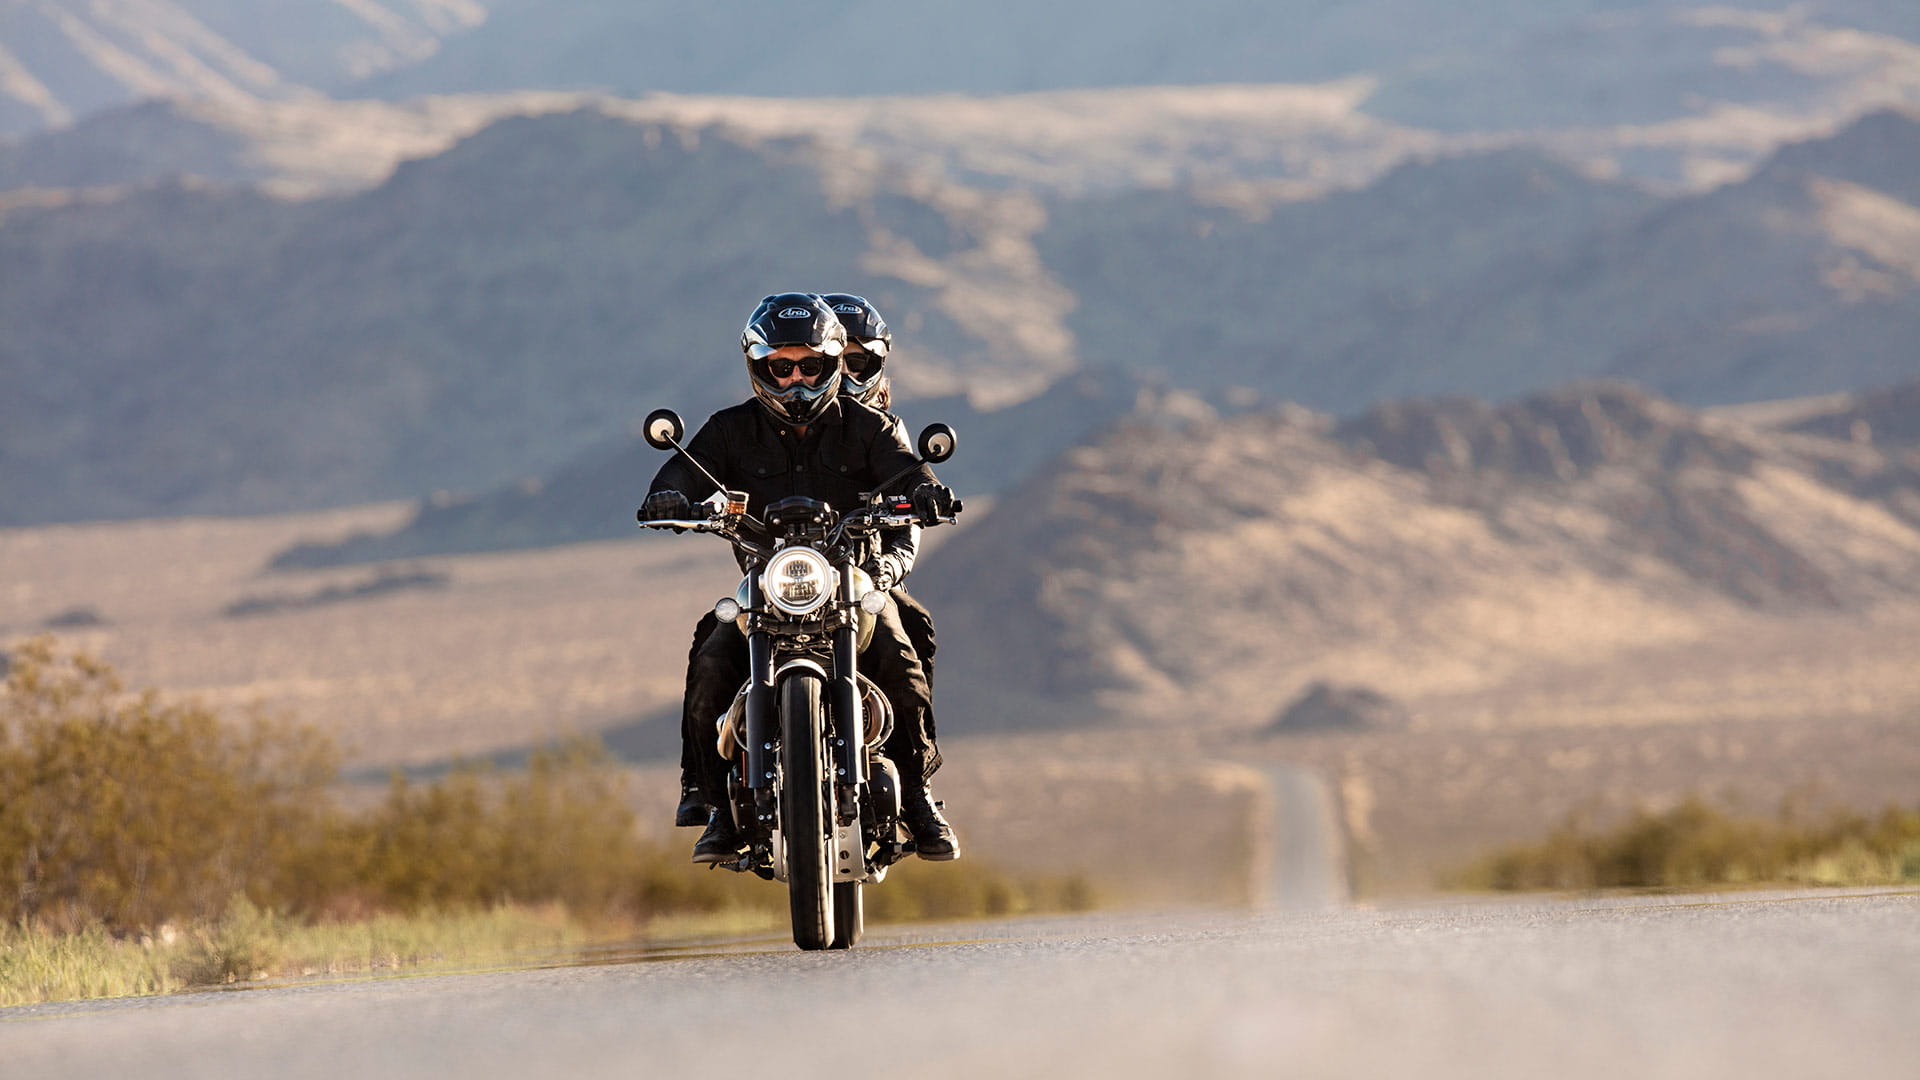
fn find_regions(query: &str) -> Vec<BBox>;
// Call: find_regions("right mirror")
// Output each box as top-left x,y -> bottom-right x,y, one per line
917,423 -> 957,464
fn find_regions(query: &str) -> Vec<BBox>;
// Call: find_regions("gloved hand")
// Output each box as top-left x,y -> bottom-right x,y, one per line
909,482 -> 957,525
638,490 -> 692,526
864,553 -> 905,593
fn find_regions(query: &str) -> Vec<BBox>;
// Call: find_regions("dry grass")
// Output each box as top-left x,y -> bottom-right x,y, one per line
0,903 -> 585,1006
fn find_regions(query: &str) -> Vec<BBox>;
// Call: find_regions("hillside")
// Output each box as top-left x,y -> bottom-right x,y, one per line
8,3 -> 1917,195
264,368 -> 1175,568
0,0 -> 483,137
0,94 -> 586,197
916,382 -> 1920,728
4,107 -> 1915,528
359,0 -> 1920,139
1045,108 -> 1920,414
0,107 -> 1066,525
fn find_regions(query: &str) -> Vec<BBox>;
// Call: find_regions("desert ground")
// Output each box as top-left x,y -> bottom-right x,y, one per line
4,504 -> 1916,896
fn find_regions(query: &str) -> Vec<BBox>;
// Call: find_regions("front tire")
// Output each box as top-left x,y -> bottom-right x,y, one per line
780,674 -> 834,950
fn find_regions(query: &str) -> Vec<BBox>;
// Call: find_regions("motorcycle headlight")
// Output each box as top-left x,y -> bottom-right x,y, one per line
762,547 -> 837,616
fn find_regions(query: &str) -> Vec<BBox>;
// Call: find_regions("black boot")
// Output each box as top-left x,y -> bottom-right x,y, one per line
691,810 -> 744,864
674,778 -> 707,828
902,784 -> 959,861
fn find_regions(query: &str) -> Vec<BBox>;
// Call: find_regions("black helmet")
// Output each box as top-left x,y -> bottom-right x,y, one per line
741,292 -> 846,427
821,293 -> 892,408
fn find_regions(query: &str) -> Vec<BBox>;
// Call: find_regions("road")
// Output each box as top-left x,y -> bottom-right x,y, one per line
3,889 -> 1915,1079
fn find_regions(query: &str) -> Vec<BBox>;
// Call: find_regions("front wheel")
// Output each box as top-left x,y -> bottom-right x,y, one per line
780,674 -> 834,950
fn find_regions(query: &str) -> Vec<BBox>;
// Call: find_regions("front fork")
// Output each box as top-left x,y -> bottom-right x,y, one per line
741,568 -> 866,828
831,566 -> 865,823
744,573 -> 775,819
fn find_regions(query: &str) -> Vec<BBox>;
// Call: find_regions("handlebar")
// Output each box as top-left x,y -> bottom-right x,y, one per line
636,517 -> 723,532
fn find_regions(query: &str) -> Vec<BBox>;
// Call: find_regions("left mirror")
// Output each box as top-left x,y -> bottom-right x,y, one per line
643,409 -> 685,451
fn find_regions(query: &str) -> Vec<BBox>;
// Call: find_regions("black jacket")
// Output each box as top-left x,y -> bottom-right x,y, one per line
647,396 -> 937,574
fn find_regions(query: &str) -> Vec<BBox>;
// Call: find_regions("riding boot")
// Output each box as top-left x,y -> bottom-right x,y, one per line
675,777 -> 708,828
691,809 -> 744,864
901,777 -> 959,861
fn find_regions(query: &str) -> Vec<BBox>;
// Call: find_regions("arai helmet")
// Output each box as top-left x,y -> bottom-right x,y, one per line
820,293 -> 892,408
741,292 -> 846,426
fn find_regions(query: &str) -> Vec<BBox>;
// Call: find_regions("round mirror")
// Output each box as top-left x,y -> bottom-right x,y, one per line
917,423 -> 957,464
643,409 -> 684,451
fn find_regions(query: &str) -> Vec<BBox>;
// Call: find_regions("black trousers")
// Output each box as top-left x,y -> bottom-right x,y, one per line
678,590 -> 940,808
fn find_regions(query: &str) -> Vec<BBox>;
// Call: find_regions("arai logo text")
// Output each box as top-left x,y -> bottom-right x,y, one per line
778,307 -> 813,319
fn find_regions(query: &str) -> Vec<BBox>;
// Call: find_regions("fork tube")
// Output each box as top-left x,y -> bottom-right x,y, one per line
744,574 -> 774,791
832,563 -> 865,789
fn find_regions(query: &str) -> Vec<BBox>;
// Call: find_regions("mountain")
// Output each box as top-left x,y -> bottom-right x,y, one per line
9,2 -> 1917,196
0,106 -> 1067,525
0,94 -> 586,197
1043,108 -> 1920,415
914,381 -> 1920,728
1776,379 -> 1920,448
263,368 -> 1187,568
359,1 -> 1920,137
0,0 -> 484,137
4,106 -> 1915,528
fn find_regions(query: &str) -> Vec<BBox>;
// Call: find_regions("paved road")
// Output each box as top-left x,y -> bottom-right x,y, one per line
4,889 -> 1914,1079
1262,763 -> 1348,910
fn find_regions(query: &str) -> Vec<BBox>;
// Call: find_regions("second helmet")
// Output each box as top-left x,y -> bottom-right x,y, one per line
821,293 -> 892,408
741,292 -> 846,427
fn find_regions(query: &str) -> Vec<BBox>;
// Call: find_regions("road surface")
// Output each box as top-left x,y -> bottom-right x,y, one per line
3,889 -> 1914,1079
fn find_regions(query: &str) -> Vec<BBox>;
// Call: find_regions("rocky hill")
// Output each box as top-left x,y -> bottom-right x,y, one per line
1045,108 -> 1920,414
0,94 -> 587,197
262,367 -> 1180,567
359,1 -> 1920,140
1780,380 -> 1920,448
915,381 -> 1920,728
0,107 -> 1067,525
0,0 -> 483,137
4,105 -> 1915,527
9,3 -> 1917,196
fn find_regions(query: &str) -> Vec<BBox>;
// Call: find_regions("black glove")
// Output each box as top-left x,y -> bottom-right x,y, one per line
909,482 -> 957,525
638,490 -> 692,524
864,553 -> 905,593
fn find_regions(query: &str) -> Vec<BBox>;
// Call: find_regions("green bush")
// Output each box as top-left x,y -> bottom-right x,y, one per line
1458,795 -> 1920,891
1,639 -> 1108,943
0,638 -> 335,929
0,639 -> 668,931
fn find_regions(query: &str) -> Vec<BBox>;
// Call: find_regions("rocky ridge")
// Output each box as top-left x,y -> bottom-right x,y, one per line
915,381 -> 1920,728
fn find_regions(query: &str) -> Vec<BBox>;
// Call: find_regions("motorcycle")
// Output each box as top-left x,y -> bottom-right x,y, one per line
635,408 -> 960,950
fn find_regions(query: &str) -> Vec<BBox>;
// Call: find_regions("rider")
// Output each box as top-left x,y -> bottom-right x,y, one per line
644,293 -> 960,864
820,293 -> 946,792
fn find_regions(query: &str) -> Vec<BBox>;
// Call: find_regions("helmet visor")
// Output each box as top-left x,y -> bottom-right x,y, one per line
747,340 -> 842,361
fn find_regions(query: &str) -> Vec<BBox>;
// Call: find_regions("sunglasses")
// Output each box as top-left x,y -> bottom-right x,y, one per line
842,350 -> 885,377
760,354 -> 831,379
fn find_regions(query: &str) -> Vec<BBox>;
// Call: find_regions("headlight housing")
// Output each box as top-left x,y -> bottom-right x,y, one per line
762,546 -> 837,616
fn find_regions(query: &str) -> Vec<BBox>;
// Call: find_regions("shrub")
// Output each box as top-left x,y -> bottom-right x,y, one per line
1459,795 -> 1920,891
0,638 -> 335,930
1,639 -> 1107,949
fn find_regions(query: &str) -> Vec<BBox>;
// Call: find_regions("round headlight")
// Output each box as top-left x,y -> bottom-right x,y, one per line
762,547 -> 836,616
714,596 -> 742,623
